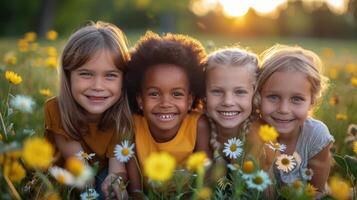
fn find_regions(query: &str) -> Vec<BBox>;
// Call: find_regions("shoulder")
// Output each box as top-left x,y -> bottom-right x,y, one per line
302,118 -> 334,158
302,118 -> 334,142
44,97 -> 60,122
45,96 -> 59,110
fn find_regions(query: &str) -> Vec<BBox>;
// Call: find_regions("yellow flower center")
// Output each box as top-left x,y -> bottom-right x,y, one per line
273,143 -> 280,149
230,144 -> 237,152
121,148 -> 129,156
281,158 -> 290,165
253,176 -> 263,185
242,161 -> 254,174
57,174 -> 66,184
293,180 -> 303,189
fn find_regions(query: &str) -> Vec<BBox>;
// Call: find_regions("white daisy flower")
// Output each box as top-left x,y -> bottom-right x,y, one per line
223,137 -> 243,159
49,166 -> 75,185
246,170 -> 272,191
266,141 -> 286,152
10,95 -> 35,113
76,151 -> 95,161
80,188 -> 99,200
73,165 -> 94,188
301,168 -> 314,181
275,154 -> 296,173
114,140 -> 135,163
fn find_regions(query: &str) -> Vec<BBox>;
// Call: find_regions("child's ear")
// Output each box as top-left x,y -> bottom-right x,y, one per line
188,94 -> 193,110
136,95 -> 143,110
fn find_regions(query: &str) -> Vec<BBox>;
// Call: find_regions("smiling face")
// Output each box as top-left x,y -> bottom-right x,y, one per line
70,49 -> 122,120
260,70 -> 312,137
206,66 -> 255,133
137,64 -> 192,142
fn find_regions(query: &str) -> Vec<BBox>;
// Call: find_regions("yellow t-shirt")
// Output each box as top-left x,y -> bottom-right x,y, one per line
44,97 -> 118,170
134,112 -> 201,169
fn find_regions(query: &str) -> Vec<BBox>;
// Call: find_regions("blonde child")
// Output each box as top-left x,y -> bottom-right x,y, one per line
256,44 -> 334,195
204,48 -> 259,160
125,31 -> 212,193
44,21 -> 132,199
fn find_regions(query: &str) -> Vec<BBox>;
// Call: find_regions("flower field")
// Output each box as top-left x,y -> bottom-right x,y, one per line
0,32 -> 356,199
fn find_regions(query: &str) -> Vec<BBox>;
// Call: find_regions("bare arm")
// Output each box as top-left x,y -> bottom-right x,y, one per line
126,157 -> 143,199
53,134 -> 83,158
308,143 -> 333,192
101,158 -> 128,199
194,115 -> 213,159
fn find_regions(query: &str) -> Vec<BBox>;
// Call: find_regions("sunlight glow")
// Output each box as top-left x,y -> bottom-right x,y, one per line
326,0 -> 349,14
219,0 -> 250,17
189,0 -> 350,18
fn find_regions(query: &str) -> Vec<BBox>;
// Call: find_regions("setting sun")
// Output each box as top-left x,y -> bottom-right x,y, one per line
219,0 -> 250,17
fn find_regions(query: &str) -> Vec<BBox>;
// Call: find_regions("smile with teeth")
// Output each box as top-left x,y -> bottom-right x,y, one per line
218,111 -> 240,117
272,117 -> 294,123
155,113 -> 176,121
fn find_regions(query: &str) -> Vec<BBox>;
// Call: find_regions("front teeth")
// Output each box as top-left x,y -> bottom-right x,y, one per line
158,114 -> 175,121
219,111 -> 239,116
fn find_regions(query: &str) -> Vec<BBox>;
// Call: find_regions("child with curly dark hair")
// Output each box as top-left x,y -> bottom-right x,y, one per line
125,31 -> 212,194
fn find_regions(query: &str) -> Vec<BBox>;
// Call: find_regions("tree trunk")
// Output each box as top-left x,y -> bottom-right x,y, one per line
37,0 -> 56,37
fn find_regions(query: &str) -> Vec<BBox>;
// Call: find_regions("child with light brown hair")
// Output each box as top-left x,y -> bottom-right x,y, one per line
44,21 -> 133,199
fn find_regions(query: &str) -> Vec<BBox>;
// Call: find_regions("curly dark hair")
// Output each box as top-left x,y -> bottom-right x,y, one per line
125,31 -> 207,114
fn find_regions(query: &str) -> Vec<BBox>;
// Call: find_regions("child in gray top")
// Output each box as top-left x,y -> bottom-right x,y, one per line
256,44 -> 334,196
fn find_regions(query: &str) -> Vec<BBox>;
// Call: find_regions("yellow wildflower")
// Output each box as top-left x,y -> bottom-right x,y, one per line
18,39 -> 29,52
24,32 -> 37,42
3,52 -> 17,65
5,70 -> 22,85
46,47 -> 58,57
39,89 -> 52,97
45,57 -> 57,68
336,113 -> 347,121
30,43 -> 38,51
292,180 -> 303,190
22,137 -> 54,169
329,176 -> 350,200
353,141 -> 357,155
242,160 -> 255,174
65,157 -> 84,177
259,125 -> 278,143
304,183 -> 317,197
328,95 -> 338,106
351,76 -> 357,87
328,67 -> 338,80
346,63 -> 357,74
144,152 -> 176,182
3,160 -> 26,182
46,30 -> 58,40
186,152 -> 209,173
197,187 -> 212,200
322,48 -> 335,58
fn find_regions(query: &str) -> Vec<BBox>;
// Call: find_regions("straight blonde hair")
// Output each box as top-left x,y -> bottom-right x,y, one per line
59,21 -> 133,140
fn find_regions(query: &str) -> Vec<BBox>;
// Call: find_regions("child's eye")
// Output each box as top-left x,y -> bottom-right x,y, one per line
234,89 -> 247,95
266,95 -> 279,102
172,91 -> 184,97
79,72 -> 92,78
291,96 -> 305,104
105,73 -> 118,80
148,91 -> 160,97
210,89 -> 222,96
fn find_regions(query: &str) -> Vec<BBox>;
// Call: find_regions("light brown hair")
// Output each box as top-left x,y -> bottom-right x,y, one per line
256,44 -> 328,110
58,21 -> 133,140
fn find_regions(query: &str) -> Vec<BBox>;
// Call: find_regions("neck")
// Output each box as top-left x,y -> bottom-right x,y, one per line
277,127 -> 301,154
216,125 -> 241,144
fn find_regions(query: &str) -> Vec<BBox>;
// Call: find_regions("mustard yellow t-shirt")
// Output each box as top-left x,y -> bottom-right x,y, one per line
44,97 -> 118,170
134,112 -> 201,169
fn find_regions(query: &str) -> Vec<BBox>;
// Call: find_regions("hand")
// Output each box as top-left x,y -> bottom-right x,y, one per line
101,173 -> 128,200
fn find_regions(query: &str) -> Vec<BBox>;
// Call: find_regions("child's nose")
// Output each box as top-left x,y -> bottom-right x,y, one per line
159,95 -> 172,107
222,93 -> 234,106
92,77 -> 104,90
277,100 -> 289,113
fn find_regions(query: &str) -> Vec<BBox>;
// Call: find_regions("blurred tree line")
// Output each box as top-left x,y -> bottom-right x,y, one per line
1,0 -> 357,38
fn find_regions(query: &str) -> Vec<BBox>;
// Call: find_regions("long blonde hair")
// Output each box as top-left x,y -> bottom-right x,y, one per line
204,47 -> 260,155
59,21 -> 133,140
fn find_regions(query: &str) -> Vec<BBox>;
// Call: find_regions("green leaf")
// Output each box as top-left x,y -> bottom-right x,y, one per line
333,154 -> 348,175
344,155 -> 357,178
